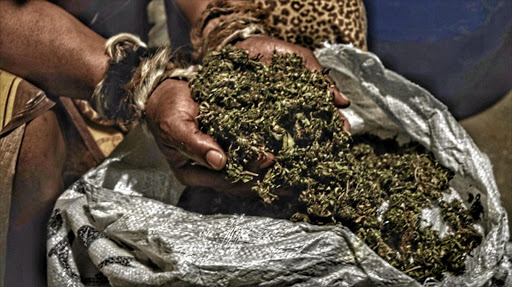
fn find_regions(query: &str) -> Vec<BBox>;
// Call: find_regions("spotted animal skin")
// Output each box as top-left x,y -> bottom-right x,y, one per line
256,0 -> 368,51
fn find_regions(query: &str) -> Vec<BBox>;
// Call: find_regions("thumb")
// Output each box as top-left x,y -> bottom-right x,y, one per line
150,79 -> 228,171
169,113 -> 227,170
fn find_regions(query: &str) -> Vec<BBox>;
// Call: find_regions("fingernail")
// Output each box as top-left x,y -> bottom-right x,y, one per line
332,91 -> 350,107
256,153 -> 267,167
335,89 -> 349,101
341,93 -> 349,102
206,150 -> 224,170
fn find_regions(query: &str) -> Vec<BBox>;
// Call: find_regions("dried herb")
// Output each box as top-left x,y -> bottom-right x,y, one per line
189,47 -> 483,282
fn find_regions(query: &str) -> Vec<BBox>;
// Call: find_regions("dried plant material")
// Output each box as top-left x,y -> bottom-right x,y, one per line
189,47 -> 483,282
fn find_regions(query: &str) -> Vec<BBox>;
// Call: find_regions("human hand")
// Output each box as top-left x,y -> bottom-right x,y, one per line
235,35 -> 351,132
145,78 -> 274,195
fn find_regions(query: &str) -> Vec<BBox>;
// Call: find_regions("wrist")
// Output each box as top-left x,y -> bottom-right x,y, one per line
88,48 -> 109,99
190,0 -> 270,60
89,33 -> 197,125
89,33 -> 150,123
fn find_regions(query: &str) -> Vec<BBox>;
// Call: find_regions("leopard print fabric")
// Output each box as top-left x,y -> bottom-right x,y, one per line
256,0 -> 368,51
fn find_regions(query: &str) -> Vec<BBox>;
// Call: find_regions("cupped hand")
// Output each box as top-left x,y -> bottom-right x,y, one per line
146,36 -> 351,195
145,78 -> 274,195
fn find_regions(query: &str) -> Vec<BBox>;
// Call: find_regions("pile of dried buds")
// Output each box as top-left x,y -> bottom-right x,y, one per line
189,47 -> 483,282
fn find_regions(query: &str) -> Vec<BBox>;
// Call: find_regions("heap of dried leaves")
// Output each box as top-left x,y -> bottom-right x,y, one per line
189,47 -> 483,282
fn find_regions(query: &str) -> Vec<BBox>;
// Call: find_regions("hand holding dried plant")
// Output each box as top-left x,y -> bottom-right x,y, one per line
145,78 -> 274,195
235,35 -> 352,132
189,47 -> 483,282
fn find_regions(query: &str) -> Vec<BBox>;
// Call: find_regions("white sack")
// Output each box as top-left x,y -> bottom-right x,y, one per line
47,44 -> 512,287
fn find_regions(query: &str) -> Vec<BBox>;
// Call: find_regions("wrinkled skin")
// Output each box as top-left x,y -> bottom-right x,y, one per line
146,36 -> 351,195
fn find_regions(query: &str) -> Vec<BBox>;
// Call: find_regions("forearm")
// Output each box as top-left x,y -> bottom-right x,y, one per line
0,0 -> 108,99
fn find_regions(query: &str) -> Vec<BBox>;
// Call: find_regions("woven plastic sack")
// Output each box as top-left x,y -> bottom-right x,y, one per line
47,44 -> 512,286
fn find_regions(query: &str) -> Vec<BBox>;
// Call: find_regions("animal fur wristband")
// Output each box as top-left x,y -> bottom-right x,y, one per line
90,33 -> 195,124
90,33 -> 148,123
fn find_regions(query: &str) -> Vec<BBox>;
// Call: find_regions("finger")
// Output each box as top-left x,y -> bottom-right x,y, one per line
173,164 -> 256,196
274,43 -> 351,108
158,80 -> 228,170
157,144 -> 190,168
325,76 -> 350,108
163,114 -> 227,170
234,37 -> 273,65
338,110 -> 351,133
245,151 -> 275,172
159,143 -> 256,195
256,152 -> 275,169
343,116 -> 351,134
299,52 -> 325,73
175,164 -> 293,199
274,187 -> 294,197
331,89 -> 350,108
298,57 -> 351,108
335,108 -> 351,133
301,56 -> 349,108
